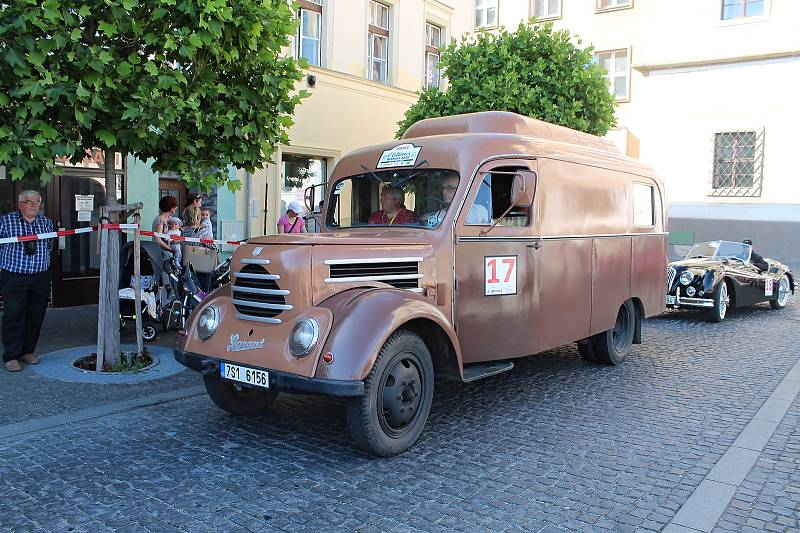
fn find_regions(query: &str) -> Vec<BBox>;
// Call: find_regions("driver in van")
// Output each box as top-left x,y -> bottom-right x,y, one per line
743,239 -> 769,272
425,175 -> 490,227
368,186 -> 416,225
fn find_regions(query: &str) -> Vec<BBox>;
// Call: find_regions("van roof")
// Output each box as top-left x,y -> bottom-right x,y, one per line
402,111 -> 619,153
333,112 -> 659,183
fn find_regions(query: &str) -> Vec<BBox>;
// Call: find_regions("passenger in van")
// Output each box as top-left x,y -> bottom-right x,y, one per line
425,175 -> 490,227
368,186 -> 416,225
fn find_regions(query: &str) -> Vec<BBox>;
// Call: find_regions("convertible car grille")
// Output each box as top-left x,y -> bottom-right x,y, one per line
324,258 -> 423,291
232,265 -> 292,324
667,266 -> 676,290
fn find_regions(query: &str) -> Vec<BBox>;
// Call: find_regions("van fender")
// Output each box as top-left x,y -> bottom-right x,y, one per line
314,288 -> 463,382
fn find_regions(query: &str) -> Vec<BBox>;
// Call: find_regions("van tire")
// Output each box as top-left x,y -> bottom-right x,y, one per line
203,374 -> 278,415
346,329 -> 434,457
592,300 -> 635,366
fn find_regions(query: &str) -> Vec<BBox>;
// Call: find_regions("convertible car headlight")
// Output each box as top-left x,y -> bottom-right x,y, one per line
680,271 -> 694,285
197,305 -> 220,340
288,318 -> 319,358
686,286 -> 696,297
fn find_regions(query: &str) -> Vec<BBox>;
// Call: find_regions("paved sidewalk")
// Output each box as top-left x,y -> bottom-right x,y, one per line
0,305 -> 200,426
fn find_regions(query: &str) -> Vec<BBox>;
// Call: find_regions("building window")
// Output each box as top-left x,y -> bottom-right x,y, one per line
425,22 -> 443,89
297,0 -> 322,66
368,1 -> 390,83
721,0 -> 764,19
594,49 -> 629,101
711,130 -> 764,196
597,0 -> 632,11
532,0 -> 561,19
475,0 -> 498,29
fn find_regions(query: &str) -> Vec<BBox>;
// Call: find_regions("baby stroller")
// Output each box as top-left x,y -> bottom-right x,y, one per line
162,252 -> 207,332
118,241 -> 172,341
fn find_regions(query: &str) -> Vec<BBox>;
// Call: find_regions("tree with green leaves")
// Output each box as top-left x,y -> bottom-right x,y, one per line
0,0 -> 307,365
396,21 -> 616,138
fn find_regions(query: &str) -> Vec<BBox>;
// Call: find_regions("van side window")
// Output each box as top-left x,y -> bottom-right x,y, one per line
633,182 -> 655,226
466,168 -> 531,227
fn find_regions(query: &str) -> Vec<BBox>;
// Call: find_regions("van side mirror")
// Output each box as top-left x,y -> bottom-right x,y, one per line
511,170 -> 536,207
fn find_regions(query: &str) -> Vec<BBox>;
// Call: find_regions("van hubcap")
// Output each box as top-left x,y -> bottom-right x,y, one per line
612,305 -> 631,352
379,354 -> 423,435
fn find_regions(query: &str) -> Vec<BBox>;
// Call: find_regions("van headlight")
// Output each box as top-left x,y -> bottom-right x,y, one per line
288,318 -> 319,358
680,271 -> 694,286
197,306 -> 220,340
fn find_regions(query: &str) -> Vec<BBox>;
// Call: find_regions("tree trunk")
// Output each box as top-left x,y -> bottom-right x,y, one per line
133,211 -> 143,358
96,147 -> 121,369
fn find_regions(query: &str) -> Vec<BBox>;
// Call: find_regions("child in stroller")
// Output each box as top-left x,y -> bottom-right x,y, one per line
118,241 -> 207,341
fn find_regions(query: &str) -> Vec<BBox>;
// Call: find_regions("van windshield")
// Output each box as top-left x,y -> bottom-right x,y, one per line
326,169 -> 460,230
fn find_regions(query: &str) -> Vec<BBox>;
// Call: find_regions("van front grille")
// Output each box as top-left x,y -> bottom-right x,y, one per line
232,265 -> 291,324
325,259 -> 423,290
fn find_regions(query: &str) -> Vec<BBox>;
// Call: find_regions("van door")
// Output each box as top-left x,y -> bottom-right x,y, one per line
453,159 -> 538,363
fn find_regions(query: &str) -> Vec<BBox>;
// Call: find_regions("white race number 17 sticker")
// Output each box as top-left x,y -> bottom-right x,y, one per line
485,256 -> 517,296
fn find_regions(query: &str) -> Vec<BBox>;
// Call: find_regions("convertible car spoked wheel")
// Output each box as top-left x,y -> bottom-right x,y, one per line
590,300 -> 635,366
203,374 -> 279,415
347,330 -> 434,457
770,274 -> 791,310
710,281 -> 730,323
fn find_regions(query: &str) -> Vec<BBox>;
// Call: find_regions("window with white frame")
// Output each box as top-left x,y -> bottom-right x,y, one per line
297,0 -> 322,66
368,1 -> 390,83
594,49 -> 629,101
632,183 -> 655,226
711,129 -> 764,196
532,0 -> 561,19
597,0 -> 632,10
475,0 -> 497,29
425,22 -> 443,89
721,0 -> 764,20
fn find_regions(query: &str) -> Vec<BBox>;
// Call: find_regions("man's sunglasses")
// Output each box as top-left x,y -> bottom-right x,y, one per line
23,240 -> 36,256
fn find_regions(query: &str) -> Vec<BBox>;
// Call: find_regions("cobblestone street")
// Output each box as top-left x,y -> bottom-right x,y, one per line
1,300 -> 799,532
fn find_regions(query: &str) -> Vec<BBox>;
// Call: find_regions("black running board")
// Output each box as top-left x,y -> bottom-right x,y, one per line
462,360 -> 514,383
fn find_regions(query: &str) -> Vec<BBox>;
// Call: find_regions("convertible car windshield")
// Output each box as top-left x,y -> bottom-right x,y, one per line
686,240 -> 752,263
326,168 -> 460,230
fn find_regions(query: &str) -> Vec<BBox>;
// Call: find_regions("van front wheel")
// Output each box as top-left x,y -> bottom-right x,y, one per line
592,300 -> 635,365
203,374 -> 278,415
346,330 -> 434,457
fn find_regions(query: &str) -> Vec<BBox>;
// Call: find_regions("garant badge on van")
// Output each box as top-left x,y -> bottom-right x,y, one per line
376,143 -> 421,168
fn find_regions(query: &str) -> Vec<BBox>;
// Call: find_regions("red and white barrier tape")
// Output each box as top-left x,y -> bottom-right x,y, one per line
0,224 -> 243,247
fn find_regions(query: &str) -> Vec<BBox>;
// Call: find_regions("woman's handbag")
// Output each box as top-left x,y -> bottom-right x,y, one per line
183,245 -> 218,273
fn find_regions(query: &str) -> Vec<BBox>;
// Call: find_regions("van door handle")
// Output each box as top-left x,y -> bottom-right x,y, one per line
527,241 -> 540,250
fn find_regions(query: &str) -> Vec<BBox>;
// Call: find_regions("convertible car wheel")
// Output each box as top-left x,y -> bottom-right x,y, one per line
710,281 -> 729,323
770,274 -> 791,310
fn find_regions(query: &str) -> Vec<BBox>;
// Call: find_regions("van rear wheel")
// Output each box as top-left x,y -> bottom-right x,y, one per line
591,300 -> 635,365
203,374 -> 278,415
346,330 -> 434,457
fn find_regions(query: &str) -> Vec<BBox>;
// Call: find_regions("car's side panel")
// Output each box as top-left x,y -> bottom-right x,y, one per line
632,235 -> 669,317
589,237 -> 632,336
315,288 -> 463,381
726,266 -> 764,307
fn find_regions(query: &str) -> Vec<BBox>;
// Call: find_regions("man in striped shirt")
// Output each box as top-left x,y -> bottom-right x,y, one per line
0,190 -> 53,372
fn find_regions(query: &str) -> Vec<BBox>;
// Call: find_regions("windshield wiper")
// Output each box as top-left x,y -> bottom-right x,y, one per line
390,159 -> 430,188
359,165 -> 387,186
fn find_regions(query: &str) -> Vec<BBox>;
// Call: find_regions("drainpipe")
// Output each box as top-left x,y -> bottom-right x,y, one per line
244,171 -> 252,239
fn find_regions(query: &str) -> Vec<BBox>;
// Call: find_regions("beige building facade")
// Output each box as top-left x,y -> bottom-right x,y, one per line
472,0 -> 800,261
233,0 -> 471,238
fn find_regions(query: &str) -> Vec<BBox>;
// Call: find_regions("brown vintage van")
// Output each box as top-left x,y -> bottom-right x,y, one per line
175,111 -> 668,456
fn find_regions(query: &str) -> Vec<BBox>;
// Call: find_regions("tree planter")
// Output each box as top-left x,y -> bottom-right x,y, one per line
74,349 -> 155,374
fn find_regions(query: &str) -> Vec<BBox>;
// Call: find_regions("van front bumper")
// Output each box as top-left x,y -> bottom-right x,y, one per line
174,350 -> 364,397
